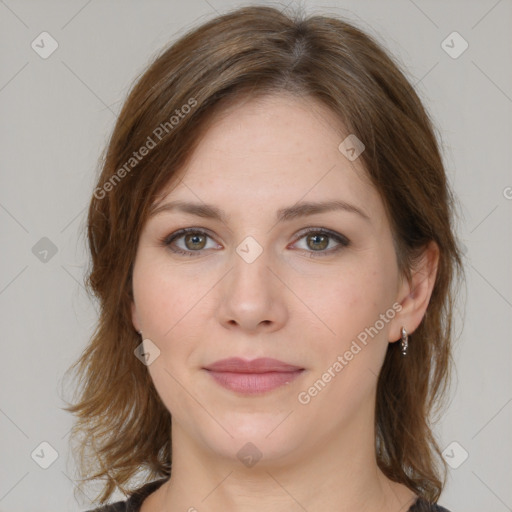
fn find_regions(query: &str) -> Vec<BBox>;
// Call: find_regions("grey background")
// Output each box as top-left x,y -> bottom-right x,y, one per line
1,0 -> 511,510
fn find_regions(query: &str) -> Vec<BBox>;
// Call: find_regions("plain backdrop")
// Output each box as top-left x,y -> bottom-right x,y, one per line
1,1 -> 511,511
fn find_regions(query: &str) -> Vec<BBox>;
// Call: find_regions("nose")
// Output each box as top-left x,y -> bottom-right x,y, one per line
215,242 -> 288,334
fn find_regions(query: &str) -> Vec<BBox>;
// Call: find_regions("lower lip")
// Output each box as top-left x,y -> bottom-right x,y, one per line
205,370 -> 304,394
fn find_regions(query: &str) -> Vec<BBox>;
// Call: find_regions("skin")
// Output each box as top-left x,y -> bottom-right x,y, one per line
131,93 -> 439,512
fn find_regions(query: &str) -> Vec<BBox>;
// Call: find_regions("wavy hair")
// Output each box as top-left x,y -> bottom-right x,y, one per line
62,4 -> 465,505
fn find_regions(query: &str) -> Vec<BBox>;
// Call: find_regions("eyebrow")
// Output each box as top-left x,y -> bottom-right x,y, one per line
149,199 -> 371,223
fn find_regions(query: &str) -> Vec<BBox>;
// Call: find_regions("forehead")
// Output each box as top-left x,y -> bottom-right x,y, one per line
154,93 -> 383,222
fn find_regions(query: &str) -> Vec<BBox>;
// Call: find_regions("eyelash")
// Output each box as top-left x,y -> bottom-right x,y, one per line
160,227 -> 350,258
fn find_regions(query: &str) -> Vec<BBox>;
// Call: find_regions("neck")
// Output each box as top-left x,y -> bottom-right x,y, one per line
156,414 -> 417,512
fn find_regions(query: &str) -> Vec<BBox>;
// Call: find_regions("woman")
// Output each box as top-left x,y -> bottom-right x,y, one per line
64,5 -> 464,512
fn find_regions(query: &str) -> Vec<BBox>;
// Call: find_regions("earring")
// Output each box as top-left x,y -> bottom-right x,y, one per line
400,327 -> 408,356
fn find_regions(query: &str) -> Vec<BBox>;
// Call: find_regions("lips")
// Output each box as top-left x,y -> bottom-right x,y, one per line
203,357 -> 305,394
204,357 -> 303,373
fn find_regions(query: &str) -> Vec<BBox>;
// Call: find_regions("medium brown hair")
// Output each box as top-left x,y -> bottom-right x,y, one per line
62,4 -> 465,505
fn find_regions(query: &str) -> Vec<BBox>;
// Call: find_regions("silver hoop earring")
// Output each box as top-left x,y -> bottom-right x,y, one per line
400,327 -> 408,356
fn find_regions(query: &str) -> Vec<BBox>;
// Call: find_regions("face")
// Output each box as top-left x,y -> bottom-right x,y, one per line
131,93 -> 409,467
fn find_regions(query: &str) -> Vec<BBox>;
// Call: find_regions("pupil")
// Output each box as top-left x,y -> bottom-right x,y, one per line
309,234 -> 327,250
186,233 -> 205,249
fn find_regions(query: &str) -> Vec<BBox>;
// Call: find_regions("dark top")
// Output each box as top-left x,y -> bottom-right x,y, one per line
86,477 -> 453,511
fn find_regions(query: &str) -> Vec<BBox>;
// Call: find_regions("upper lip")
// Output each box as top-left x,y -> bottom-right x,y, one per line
203,357 -> 304,373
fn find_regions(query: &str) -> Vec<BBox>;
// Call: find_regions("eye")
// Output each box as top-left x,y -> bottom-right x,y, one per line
291,227 -> 350,257
161,227 -> 350,257
161,228 -> 220,256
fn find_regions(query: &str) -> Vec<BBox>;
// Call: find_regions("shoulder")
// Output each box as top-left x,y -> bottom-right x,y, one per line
85,502 -> 127,512
84,477 -> 170,512
408,496 -> 453,512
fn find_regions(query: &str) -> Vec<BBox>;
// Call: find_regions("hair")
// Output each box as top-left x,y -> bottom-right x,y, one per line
62,4 -> 465,505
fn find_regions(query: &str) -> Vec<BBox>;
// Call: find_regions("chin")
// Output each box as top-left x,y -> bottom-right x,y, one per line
200,413 -> 307,468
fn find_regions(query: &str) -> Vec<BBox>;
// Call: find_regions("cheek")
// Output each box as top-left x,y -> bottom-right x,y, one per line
299,266 -> 396,417
132,259 -> 200,415
132,255 -> 207,339
298,261 -> 394,349
132,255 -> 218,389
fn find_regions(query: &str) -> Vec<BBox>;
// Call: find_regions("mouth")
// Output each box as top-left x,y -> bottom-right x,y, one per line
203,357 -> 305,395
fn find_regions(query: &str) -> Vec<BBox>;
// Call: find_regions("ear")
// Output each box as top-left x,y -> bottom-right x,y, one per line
389,241 -> 439,342
131,300 -> 141,333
